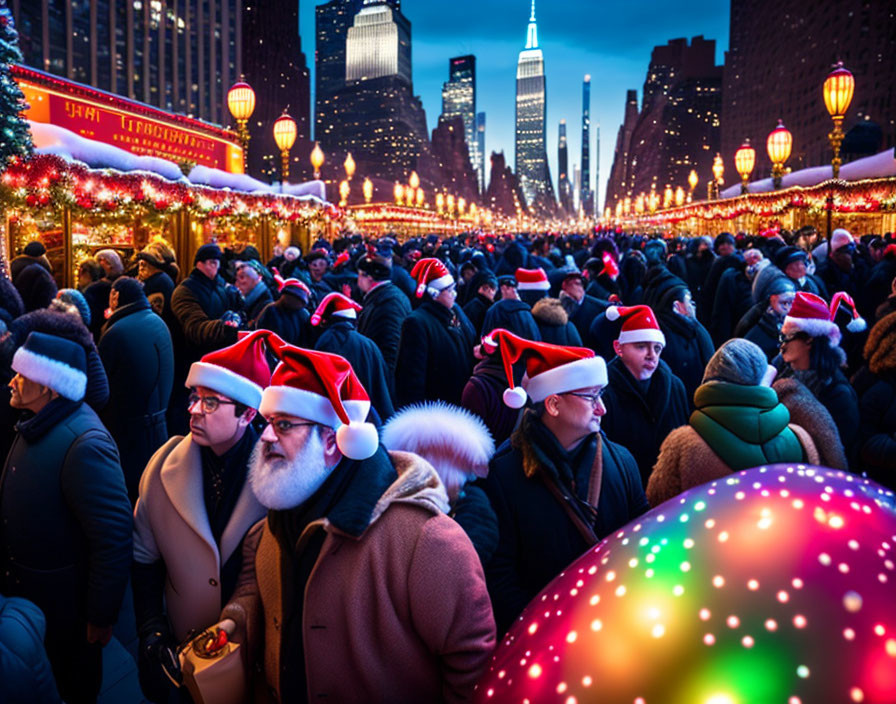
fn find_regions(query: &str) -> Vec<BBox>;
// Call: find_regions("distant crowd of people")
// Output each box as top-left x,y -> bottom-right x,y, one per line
1,222 -> 895,702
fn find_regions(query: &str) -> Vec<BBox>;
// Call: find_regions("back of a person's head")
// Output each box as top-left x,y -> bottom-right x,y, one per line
96,248 -> 124,276
702,339 -> 769,386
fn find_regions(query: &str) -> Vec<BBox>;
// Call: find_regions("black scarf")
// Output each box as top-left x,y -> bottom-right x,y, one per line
16,396 -> 82,443
524,412 -> 596,503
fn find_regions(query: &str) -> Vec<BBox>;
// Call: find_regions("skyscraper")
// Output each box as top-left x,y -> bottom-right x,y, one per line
476,112 -> 487,191
515,0 -> 555,213
580,75 -> 594,217
242,0 -> 310,181
557,121 -> 573,213
13,0 -> 240,124
315,0 -> 364,143
441,55 -> 483,194
322,0 -> 433,185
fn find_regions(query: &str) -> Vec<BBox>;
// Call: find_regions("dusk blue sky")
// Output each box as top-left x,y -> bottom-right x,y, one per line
299,0 -> 730,211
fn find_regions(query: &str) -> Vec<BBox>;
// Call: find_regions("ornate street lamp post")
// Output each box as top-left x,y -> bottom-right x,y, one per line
272,111 -> 297,184
767,120 -> 792,190
226,78 -> 255,172
823,62 -> 854,179
344,152 -> 356,182
734,141 -> 756,194
709,154 -> 724,200
339,179 -> 350,207
310,143 -> 325,180
687,169 -> 698,203
362,177 -> 373,204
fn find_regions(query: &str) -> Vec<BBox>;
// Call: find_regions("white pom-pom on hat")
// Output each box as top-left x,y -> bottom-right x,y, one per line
336,421 -> 379,460
503,386 -> 528,409
847,317 -> 867,333
606,306 -> 621,321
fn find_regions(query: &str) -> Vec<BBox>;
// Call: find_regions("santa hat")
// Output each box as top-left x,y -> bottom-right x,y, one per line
482,328 -> 607,408
186,329 -> 281,409
273,269 -> 311,303
515,267 -> 550,292
831,228 -> 854,252
259,346 -> 378,460
12,331 -> 87,401
606,305 -> 666,346
411,257 -> 454,298
311,292 -> 362,326
781,291 -> 841,344
283,246 -> 300,261
334,251 -> 351,269
381,402 -> 495,479
829,291 -> 866,333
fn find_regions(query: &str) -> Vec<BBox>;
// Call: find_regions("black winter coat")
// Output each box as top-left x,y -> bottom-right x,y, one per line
141,270 -> 176,320
461,355 -> 522,447
315,321 -> 395,420
566,294 -> 608,343
395,301 -> 475,407
463,294 -> 493,337
744,310 -> 784,361
171,269 -> 241,363
357,282 -> 412,378
710,267 -> 754,346
853,368 -> 896,488
482,423 -> 648,635
255,300 -> 312,347
0,402 -> 132,649
656,311 -> 714,406
601,358 -> 690,485
532,298 -> 582,346
98,300 -> 174,502
698,255 -> 740,326
0,593 -> 62,703
481,298 -> 541,341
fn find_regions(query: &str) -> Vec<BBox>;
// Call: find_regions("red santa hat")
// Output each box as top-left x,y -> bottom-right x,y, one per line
482,328 -> 607,408
830,228 -> 854,252
259,345 -> 378,460
606,305 -> 666,346
411,257 -> 454,298
273,269 -> 311,303
311,292 -> 362,326
829,291 -> 866,333
782,291 -> 841,344
186,329 -> 282,409
515,267 -> 550,291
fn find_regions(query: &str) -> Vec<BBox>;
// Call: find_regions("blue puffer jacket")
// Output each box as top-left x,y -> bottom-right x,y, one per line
0,593 -> 62,703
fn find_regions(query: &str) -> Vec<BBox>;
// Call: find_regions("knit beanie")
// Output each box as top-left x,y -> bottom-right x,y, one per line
112,276 -> 147,306
56,289 -> 91,327
702,339 -> 769,386
23,241 -> 46,257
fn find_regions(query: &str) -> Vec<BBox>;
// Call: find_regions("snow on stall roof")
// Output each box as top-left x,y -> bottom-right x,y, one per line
29,121 -> 328,203
721,148 -> 896,199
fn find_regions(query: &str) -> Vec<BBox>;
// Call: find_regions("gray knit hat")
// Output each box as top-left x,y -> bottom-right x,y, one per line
702,338 -> 769,386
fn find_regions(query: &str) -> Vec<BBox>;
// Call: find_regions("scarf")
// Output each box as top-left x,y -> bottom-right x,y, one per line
16,396 -> 83,443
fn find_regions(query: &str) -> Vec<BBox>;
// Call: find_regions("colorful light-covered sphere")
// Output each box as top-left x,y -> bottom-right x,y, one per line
476,465 -> 896,704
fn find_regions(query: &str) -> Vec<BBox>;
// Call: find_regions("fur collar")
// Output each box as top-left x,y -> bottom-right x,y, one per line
369,450 -> 450,524
531,297 -> 569,326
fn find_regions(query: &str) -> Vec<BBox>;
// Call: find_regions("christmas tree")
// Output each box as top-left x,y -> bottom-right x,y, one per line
0,2 -> 32,164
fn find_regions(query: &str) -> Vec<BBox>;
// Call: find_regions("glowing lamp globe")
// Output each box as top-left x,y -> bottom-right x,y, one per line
735,141 -> 756,179
712,154 -> 725,184
476,465 -> 896,704
824,62 -> 855,120
362,177 -> 373,203
394,183 -> 404,204
688,170 -> 699,191
273,112 -> 297,153
767,120 -> 793,166
310,142 -> 325,176
675,186 -> 685,207
226,80 -> 255,122
344,152 -> 356,180
409,170 -> 420,190
416,188 -> 425,208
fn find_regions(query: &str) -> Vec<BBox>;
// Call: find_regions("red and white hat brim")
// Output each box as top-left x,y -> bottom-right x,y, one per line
518,280 -> 550,291
524,356 -> 608,403
781,317 -> 841,345
259,384 -> 370,428
186,361 -> 263,409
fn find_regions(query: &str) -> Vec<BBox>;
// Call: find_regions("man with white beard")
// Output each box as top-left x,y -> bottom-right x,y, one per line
220,344 -> 496,703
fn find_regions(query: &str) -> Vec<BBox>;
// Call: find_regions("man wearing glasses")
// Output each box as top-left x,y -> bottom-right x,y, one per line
479,330 -> 649,635
131,330 -> 278,701
218,345 -> 495,703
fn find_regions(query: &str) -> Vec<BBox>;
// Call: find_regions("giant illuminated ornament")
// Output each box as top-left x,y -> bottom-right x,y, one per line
476,465 -> 896,704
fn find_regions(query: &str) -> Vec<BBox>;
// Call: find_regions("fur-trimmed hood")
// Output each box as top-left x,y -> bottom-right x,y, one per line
531,297 -> 569,326
369,450 -> 450,524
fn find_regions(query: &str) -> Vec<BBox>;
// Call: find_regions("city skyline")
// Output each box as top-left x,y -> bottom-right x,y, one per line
299,0 -> 730,211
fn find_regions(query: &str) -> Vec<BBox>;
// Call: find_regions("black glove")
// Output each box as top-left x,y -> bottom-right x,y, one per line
138,617 -> 180,703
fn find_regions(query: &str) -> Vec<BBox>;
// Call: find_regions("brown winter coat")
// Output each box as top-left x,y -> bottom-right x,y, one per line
222,450 -> 496,703
772,377 -> 848,470
647,423 -> 819,507
133,434 -> 266,641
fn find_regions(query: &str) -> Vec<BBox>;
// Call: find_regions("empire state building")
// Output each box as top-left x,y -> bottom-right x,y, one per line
515,0 -> 555,213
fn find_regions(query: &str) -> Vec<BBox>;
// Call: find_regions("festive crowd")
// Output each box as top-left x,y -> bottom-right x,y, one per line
1,223 -> 896,702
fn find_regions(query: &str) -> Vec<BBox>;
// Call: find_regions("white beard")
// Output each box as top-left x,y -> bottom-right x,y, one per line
248,430 -> 332,510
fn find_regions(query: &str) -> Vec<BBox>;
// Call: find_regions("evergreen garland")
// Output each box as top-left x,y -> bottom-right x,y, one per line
0,3 -> 32,164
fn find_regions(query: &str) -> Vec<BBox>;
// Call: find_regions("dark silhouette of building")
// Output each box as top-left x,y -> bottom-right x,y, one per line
722,0 -> 896,176
580,75 -> 594,217
605,90 -> 639,211
315,0 -> 364,143
431,116 -> 479,205
476,112 -> 487,191
242,0 -> 310,182
605,37 -> 722,211
14,0 -> 241,125
486,151 -> 526,218
557,121 -> 573,214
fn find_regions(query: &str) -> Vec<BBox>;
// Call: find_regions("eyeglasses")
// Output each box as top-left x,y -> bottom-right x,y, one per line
564,389 -> 606,407
267,418 -> 318,435
188,393 -> 237,414
778,333 -> 803,346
